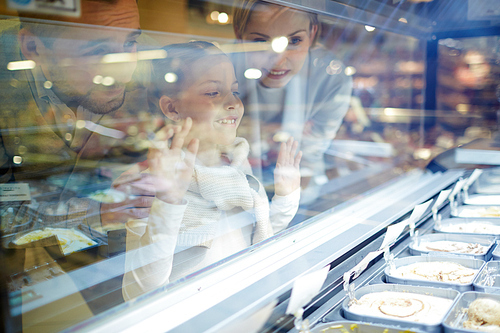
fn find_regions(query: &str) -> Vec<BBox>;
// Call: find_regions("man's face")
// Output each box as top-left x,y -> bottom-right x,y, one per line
35,0 -> 141,114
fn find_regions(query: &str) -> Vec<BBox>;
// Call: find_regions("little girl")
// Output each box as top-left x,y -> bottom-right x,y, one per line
122,41 -> 301,300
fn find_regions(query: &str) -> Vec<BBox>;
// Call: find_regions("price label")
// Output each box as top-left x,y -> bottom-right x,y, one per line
8,0 -> 80,17
0,183 -> 31,202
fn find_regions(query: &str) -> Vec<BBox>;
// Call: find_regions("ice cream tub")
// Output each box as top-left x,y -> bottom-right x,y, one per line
342,284 -> 459,333
385,256 -> 484,292
434,218 -> 500,237
442,291 -> 500,333
451,206 -> 500,219
472,261 -> 500,294
473,183 -> 500,194
464,194 -> 500,206
408,233 -> 496,261
310,321 -> 420,333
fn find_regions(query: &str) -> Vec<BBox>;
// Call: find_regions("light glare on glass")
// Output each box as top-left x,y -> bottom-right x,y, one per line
7,60 -> 36,71
244,68 -> 262,79
138,50 -> 168,60
13,156 -> 22,164
210,11 -> 219,21
271,36 -> 288,53
364,25 -> 376,32
345,66 -> 357,76
102,76 -> 115,86
398,18 -> 408,23
164,73 -> 178,83
76,120 -> 87,129
93,75 -> 103,84
101,52 -> 136,64
43,81 -> 53,89
218,12 -> 229,24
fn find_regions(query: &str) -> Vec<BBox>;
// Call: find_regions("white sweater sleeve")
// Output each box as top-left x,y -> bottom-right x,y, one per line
269,187 -> 300,234
122,198 -> 187,301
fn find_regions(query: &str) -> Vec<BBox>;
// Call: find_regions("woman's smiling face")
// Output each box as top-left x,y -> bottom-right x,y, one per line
172,55 -> 244,147
238,4 -> 317,88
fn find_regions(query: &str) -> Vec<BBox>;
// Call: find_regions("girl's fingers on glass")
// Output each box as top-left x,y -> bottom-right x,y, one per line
294,151 -> 302,168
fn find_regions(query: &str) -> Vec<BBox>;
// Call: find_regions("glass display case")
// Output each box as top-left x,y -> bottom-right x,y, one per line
0,0 -> 499,332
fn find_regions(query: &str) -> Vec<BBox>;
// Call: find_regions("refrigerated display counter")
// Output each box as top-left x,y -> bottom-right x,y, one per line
0,0 -> 499,332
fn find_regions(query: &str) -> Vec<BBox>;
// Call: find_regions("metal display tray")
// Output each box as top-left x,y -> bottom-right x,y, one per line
442,292 -> 500,333
384,256 -> 484,292
493,242 -> 500,261
434,218 -> 500,237
451,206 -> 500,219
342,284 -> 459,333
472,261 -> 500,294
464,194 -> 500,206
310,321 -> 420,333
408,233 -> 496,261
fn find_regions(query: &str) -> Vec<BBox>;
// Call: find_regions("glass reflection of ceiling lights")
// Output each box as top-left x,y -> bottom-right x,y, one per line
207,10 -> 232,25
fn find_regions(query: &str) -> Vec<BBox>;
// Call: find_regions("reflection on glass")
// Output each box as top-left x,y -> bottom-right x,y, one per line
122,42 -> 301,299
0,0 -> 497,331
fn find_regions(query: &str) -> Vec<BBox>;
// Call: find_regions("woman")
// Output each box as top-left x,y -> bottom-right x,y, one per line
232,0 -> 353,200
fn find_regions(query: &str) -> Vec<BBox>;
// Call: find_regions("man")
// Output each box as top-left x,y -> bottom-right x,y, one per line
0,0 -> 152,229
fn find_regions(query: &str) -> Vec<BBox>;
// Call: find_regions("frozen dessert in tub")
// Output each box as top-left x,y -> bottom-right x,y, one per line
413,240 -> 489,255
393,261 -> 478,284
348,291 -> 453,324
456,206 -> 500,218
439,221 -> 500,235
463,298 -> 500,332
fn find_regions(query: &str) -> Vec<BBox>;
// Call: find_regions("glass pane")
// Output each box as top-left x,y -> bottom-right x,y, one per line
437,36 -> 500,147
1,0 -> 497,331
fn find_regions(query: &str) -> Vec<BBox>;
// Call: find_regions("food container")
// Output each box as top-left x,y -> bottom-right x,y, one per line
86,224 -> 127,257
464,194 -> 500,206
472,261 -> 500,294
310,321 -> 419,333
434,218 -> 500,237
385,256 -> 484,292
8,224 -> 102,271
86,189 -> 127,204
451,206 -> 500,219
408,233 -> 496,261
472,183 -> 500,194
442,292 -> 500,333
342,284 -> 459,333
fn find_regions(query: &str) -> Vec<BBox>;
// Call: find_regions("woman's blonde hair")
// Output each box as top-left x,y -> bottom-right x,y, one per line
232,0 -> 319,45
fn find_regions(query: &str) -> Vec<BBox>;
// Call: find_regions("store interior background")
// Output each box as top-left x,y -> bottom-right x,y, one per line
141,0 -> 499,169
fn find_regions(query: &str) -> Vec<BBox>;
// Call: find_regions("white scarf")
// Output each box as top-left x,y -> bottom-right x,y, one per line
176,138 -> 273,248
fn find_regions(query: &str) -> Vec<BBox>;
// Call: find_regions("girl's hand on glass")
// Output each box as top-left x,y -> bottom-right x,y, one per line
148,117 -> 199,204
274,137 -> 302,196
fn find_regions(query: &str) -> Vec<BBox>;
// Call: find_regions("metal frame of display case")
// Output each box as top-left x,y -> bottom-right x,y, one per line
74,169 -> 461,333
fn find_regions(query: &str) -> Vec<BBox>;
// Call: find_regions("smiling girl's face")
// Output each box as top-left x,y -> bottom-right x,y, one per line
237,4 -> 317,88
161,55 -> 243,147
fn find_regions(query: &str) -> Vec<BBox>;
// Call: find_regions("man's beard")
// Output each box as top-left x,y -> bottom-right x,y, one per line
65,85 -> 127,115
